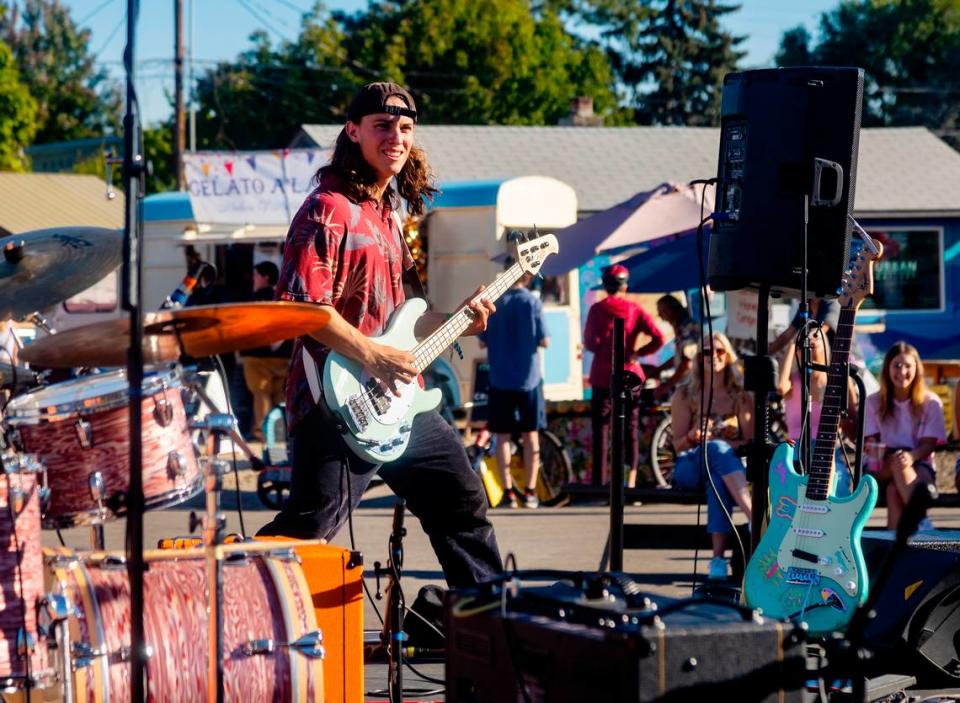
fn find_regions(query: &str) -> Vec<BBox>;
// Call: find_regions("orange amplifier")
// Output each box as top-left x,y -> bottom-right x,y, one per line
256,538 -> 365,703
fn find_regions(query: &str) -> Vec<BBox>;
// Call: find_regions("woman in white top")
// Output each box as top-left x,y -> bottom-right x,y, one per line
864,341 -> 946,530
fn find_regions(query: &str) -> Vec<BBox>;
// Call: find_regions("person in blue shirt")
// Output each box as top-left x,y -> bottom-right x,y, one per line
478,262 -> 549,508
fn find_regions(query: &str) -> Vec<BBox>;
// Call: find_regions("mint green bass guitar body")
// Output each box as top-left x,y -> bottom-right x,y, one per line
743,442 -> 878,635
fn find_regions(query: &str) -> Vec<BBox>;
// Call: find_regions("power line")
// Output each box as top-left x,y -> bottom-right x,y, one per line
94,9 -> 126,57
77,0 -> 117,27
233,0 -> 287,40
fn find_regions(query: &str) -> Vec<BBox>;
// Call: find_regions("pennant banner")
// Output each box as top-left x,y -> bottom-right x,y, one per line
184,148 -> 332,225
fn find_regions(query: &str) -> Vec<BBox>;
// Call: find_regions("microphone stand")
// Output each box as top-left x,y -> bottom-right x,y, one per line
384,499 -> 408,703
120,2 -> 148,700
609,318 -> 625,571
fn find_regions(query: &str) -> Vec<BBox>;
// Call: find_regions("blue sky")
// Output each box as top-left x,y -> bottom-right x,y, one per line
60,0 -> 839,125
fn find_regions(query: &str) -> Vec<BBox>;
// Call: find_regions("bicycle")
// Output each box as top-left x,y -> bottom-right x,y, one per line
466,428 -> 573,507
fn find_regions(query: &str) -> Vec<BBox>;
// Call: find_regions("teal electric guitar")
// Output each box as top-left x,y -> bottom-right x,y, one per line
743,234 -> 883,635
313,233 -> 558,463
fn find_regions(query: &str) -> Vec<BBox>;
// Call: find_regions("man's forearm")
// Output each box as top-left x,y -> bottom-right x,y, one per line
308,307 -> 375,366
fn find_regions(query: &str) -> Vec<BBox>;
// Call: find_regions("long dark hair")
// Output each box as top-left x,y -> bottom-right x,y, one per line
316,128 -> 438,217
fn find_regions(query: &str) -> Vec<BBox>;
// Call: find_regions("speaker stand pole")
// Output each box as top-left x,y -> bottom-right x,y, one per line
799,194 -> 812,473
746,285 -> 771,557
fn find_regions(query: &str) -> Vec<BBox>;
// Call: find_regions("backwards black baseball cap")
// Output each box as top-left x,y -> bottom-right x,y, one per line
346,82 -> 418,123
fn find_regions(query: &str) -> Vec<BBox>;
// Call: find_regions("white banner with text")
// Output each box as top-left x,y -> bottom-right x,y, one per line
184,148 -> 332,225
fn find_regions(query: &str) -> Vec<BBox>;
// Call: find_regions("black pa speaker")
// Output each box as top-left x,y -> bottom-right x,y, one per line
708,66 -> 864,297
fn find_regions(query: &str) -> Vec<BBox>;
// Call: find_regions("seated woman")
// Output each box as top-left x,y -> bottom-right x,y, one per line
671,331 -> 752,580
777,327 -> 856,497
864,342 -> 946,531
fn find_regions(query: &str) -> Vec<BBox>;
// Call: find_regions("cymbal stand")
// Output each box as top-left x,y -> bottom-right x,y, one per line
376,499 -> 407,703
190,413 -> 232,703
185,373 -> 264,471
88,471 -> 107,550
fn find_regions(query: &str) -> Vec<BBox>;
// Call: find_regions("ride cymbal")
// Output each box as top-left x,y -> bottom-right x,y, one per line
21,301 -> 331,368
0,227 -> 123,321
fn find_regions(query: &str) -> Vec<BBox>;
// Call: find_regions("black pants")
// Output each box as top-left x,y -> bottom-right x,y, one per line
590,387 -> 640,485
257,404 -> 503,588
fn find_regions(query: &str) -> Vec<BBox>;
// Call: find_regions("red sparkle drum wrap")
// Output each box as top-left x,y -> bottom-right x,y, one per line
0,468 -> 51,686
7,371 -> 202,527
45,544 -> 323,702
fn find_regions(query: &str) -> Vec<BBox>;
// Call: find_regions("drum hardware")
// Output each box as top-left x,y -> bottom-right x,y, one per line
241,631 -> 325,659
74,419 -> 94,449
25,311 -> 56,336
167,451 -> 188,478
88,472 -> 107,550
38,593 -> 75,703
3,239 -> 25,263
153,380 -> 174,426
188,381 -> 265,472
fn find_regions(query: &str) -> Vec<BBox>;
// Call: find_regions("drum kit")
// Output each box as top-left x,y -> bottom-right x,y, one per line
1,227 -> 331,701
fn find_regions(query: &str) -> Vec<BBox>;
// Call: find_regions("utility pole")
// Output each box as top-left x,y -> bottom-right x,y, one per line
174,0 -> 186,188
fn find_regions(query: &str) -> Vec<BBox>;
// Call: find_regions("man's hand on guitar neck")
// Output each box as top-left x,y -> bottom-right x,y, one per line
459,286 -> 495,336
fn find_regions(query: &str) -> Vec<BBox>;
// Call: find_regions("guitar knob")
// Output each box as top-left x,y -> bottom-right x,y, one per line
834,566 -> 844,576
846,580 -> 857,593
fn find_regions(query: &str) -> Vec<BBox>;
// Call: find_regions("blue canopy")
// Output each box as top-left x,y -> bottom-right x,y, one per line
619,228 -> 711,293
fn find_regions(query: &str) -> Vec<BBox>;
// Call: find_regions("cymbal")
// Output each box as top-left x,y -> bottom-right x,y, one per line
0,227 -> 123,321
20,302 -> 331,368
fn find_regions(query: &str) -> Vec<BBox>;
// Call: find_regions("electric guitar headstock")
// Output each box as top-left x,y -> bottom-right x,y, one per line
839,221 -> 884,311
512,230 -> 559,276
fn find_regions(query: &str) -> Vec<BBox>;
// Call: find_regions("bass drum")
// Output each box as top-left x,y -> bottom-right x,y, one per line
45,543 -> 324,702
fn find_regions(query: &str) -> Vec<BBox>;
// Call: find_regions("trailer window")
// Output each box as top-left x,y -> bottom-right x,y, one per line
62,271 -> 118,313
859,228 -> 942,312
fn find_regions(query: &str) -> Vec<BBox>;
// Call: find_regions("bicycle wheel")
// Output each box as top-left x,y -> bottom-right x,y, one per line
650,416 -> 677,488
506,430 -> 573,506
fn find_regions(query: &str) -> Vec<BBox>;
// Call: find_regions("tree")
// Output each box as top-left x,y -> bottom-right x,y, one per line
0,40 -> 37,171
776,0 -> 960,143
0,0 -> 121,144
547,0 -> 746,125
335,0 -> 627,125
190,0 -> 627,150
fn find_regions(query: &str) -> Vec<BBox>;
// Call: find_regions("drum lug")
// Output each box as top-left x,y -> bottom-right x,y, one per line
154,395 -> 175,427
75,419 -> 94,449
290,631 -> 326,659
38,486 -> 51,514
167,451 -> 188,478
270,548 -> 300,564
241,631 -> 325,659
72,642 -> 106,669
101,555 -> 128,571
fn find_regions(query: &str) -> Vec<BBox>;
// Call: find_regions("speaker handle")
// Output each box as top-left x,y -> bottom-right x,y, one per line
811,157 -> 844,207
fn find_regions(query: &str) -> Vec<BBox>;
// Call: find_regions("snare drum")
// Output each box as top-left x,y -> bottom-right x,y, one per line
1,455 -> 53,694
5,370 -> 202,528
45,542 -> 324,702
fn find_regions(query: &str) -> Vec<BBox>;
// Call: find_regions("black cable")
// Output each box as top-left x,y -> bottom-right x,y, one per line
56,529 -> 66,547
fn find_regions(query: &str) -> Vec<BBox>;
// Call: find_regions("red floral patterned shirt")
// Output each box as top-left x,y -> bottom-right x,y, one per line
276,172 -> 414,432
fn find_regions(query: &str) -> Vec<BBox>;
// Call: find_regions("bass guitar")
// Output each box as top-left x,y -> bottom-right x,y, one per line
743,232 -> 883,635
314,233 -> 558,463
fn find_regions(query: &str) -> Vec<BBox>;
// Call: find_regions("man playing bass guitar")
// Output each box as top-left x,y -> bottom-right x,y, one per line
257,82 -> 504,589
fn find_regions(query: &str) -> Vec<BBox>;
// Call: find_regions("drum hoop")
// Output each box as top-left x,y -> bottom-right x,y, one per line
5,370 -> 179,424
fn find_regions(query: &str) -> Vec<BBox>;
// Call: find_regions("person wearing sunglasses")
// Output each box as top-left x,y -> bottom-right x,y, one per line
670,332 -> 753,580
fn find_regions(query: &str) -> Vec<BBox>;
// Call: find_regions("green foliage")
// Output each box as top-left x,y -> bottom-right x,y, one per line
191,0 -> 628,148
552,0 -> 746,125
0,0 -> 121,144
0,40 -> 37,171
142,126 -> 176,193
333,0 -> 627,125
775,0 -> 960,143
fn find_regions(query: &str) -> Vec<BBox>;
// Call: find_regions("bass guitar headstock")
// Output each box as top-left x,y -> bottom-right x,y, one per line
512,229 -> 559,276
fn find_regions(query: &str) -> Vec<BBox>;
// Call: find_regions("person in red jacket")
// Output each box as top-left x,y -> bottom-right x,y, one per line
583,264 -> 665,486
